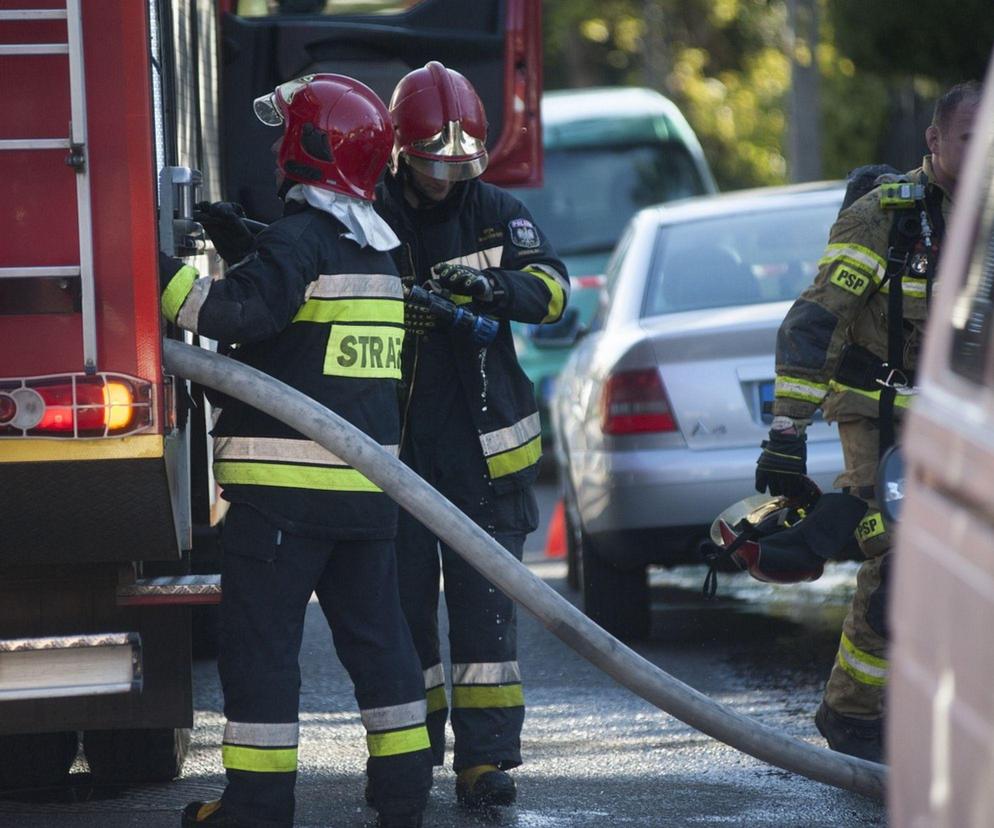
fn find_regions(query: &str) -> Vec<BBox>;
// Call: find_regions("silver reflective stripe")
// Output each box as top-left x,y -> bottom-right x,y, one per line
452,661 -> 521,685
479,413 -> 541,458
306,273 -> 403,301
424,663 -> 445,690
214,436 -> 399,466
176,276 -> 213,333
360,699 -> 427,733
223,720 -> 299,747
437,246 -> 503,272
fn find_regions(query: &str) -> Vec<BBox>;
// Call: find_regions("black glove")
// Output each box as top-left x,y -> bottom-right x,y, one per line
755,427 -> 807,497
432,262 -> 494,303
159,250 -> 185,292
193,201 -> 255,263
403,282 -> 437,336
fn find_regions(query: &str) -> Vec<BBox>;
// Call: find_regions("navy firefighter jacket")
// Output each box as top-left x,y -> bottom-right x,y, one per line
374,173 -> 569,495
160,203 -> 405,540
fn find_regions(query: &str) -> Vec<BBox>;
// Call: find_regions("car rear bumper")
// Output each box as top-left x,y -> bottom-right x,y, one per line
570,439 -> 845,562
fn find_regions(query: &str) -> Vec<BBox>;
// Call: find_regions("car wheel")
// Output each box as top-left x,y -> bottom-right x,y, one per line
83,727 -> 190,784
580,535 -> 650,641
0,731 -> 78,791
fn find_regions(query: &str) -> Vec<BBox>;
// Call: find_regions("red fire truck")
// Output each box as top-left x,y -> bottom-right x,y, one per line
0,0 -> 540,790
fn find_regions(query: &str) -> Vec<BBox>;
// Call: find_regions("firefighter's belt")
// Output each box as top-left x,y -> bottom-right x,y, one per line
835,344 -> 916,392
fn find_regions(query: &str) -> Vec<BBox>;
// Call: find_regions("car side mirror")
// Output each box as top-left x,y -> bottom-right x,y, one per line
876,444 -> 905,524
530,306 -> 584,349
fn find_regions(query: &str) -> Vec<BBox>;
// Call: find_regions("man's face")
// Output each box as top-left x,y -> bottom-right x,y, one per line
926,99 -> 980,190
408,166 -> 455,203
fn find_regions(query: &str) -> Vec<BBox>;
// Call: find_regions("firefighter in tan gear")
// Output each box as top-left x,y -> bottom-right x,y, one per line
160,75 -> 432,828
755,81 -> 980,763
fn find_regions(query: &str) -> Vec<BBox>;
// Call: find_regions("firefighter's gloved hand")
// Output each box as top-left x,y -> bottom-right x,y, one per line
756,425 -> 807,497
193,201 -> 255,263
159,251 -> 186,292
432,262 -> 494,303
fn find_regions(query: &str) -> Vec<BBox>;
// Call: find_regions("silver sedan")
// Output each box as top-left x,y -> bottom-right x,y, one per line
551,183 -> 847,639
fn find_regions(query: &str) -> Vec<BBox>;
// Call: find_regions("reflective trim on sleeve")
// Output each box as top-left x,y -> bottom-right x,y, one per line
451,684 -> 525,709
213,461 -> 381,492
818,243 -> 886,283
774,375 -> 829,405
485,435 -> 542,479
436,246 -> 504,272
293,297 -> 404,325
366,725 -> 431,758
176,276 -> 214,332
215,436 -> 398,466
452,661 -> 521,685
423,663 -> 445,690
222,745 -> 298,773
305,273 -> 404,301
426,686 -> 448,714
361,699 -> 427,733
827,381 -> 913,409
479,413 -> 542,457
837,632 -> 888,687
524,264 -> 567,323
879,276 -> 928,298
160,264 -> 199,324
223,720 -> 299,748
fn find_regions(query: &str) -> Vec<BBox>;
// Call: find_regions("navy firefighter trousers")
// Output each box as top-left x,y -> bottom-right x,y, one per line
217,503 -> 433,827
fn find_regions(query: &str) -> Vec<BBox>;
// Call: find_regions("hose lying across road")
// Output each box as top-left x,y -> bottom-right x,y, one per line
163,339 -> 886,801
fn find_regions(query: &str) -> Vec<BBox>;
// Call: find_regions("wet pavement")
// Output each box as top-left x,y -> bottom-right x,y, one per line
0,485 -> 886,827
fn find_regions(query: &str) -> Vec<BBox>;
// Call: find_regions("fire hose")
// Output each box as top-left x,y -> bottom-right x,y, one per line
162,338 -> 886,802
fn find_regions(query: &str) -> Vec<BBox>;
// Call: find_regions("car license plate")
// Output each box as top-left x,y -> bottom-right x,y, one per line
759,380 -> 774,424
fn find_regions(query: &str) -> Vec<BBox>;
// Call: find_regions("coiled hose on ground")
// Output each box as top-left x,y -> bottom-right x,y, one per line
162,339 -> 886,801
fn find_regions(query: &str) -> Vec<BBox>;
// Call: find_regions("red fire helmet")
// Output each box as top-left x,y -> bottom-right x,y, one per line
388,61 -> 488,181
253,74 -> 393,201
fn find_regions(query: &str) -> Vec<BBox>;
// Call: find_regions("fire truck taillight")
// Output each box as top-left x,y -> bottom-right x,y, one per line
0,374 -> 154,438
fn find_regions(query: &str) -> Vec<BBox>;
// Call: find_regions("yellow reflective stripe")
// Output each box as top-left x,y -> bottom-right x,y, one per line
452,684 -> 524,709
819,243 -> 886,282
480,412 -> 542,457
775,375 -> 828,404
366,725 -> 431,758
837,632 -> 888,687
524,266 -> 566,323
160,264 -> 198,323
214,461 -> 381,492
292,297 -> 403,325
879,277 -> 928,297
485,435 -> 542,479
856,511 -> 886,541
0,435 -> 164,462
426,686 -> 448,714
827,380 -> 913,409
222,744 -> 298,773
323,324 -> 404,379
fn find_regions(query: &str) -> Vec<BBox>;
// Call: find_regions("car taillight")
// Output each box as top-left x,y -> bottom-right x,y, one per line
0,374 -> 154,438
600,368 -> 677,435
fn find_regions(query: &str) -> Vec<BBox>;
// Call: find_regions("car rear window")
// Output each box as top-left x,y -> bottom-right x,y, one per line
509,142 -> 707,258
642,201 -> 840,317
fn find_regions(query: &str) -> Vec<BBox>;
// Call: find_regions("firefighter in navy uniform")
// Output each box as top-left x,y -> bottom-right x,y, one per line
373,62 -> 569,807
159,74 -> 432,828
756,81 -> 980,763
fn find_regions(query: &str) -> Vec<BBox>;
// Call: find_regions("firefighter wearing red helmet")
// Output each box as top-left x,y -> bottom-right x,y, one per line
373,61 -> 569,809
160,74 -> 431,828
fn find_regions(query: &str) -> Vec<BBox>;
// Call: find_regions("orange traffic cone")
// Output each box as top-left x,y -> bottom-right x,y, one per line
544,499 -> 567,558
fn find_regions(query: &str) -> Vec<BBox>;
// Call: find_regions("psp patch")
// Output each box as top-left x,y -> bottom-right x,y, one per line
508,218 -> 540,249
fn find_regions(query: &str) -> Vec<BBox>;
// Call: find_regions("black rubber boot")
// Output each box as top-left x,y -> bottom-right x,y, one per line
815,701 -> 884,764
455,765 -> 517,808
181,800 -> 245,826
376,813 -> 423,828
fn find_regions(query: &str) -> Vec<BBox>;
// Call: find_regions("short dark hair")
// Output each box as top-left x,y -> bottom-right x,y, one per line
932,81 -> 982,131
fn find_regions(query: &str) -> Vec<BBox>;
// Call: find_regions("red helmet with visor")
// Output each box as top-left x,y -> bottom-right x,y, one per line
253,74 -> 393,201
388,61 -> 488,181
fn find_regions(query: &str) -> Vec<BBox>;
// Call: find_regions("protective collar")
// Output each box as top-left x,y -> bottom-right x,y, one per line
285,184 -> 400,251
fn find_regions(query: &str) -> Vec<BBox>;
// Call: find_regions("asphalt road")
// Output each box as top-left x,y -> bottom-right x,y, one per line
0,483 -> 885,827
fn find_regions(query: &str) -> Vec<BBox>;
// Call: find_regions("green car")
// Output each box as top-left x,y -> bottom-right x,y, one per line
508,86 -> 717,442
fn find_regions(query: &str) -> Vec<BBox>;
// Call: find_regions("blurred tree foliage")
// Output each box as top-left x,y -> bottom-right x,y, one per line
543,0 -> 991,191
